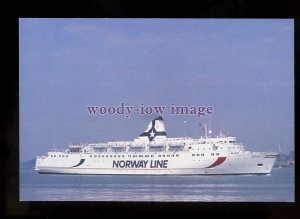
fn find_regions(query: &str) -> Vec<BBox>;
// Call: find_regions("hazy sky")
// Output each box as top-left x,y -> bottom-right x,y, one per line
20,19 -> 294,161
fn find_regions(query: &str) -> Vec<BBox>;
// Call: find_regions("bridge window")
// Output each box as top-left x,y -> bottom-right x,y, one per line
167,155 -> 170,157
176,154 -> 179,157
257,163 -> 263,167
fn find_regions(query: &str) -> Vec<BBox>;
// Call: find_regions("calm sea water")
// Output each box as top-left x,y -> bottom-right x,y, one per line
20,168 -> 294,202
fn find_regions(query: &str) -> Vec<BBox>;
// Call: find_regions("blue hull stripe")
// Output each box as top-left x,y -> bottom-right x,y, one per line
72,159 -> 85,167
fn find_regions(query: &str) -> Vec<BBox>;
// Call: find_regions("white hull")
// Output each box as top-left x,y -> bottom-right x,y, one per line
35,152 -> 277,175
35,167 -> 274,175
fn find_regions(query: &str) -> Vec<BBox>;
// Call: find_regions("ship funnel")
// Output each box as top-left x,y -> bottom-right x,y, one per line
139,116 -> 167,141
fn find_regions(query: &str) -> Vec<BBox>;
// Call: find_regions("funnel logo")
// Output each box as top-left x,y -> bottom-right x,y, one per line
139,116 -> 167,141
147,120 -> 158,141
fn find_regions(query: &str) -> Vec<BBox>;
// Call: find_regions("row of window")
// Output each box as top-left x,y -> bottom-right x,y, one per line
193,140 -> 235,144
50,155 -> 68,158
89,154 -> 180,158
49,154 -> 181,158
218,140 -> 235,143
158,154 -> 179,157
192,153 -> 220,157
192,147 -> 223,151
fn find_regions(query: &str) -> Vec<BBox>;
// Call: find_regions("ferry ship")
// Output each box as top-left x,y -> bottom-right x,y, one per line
35,117 -> 279,175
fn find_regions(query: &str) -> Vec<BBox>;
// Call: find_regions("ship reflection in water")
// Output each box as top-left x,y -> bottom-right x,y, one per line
20,168 -> 294,201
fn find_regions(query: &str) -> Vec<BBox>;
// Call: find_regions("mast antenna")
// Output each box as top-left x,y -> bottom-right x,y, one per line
208,116 -> 212,137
